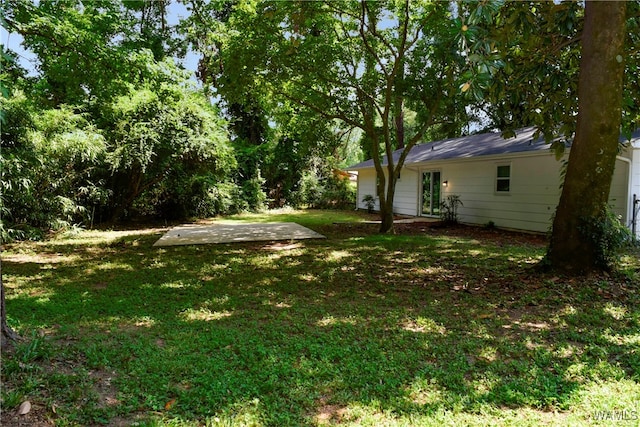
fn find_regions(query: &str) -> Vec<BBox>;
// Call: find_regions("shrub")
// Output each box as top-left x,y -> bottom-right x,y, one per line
292,171 -> 322,208
580,206 -> 635,269
240,172 -> 268,212
440,195 -> 463,224
316,173 -> 355,209
292,170 -> 355,209
185,179 -> 244,218
1,93 -> 108,240
362,195 -> 376,213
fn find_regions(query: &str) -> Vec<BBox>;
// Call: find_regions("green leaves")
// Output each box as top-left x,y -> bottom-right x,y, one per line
185,0 -> 476,230
0,92 -> 107,237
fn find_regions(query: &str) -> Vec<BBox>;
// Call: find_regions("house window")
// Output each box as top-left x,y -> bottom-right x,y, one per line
496,165 -> 511,192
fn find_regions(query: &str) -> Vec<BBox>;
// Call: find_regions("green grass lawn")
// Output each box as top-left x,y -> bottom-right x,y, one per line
2,209 -> 639,426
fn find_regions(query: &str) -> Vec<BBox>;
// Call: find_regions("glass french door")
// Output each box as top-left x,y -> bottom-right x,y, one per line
421,171 -> 441,216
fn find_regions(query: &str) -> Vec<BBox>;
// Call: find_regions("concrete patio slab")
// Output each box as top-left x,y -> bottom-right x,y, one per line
153,222 -> 325,247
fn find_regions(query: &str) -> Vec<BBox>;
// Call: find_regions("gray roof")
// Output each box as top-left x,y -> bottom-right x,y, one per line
347,127 -> 547,170
347,127 -> 640,170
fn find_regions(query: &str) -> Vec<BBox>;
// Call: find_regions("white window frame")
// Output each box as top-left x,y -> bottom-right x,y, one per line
496,163 -> 511,194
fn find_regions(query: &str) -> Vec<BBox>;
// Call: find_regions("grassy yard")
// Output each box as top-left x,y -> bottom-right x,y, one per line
2,209 -> 639,426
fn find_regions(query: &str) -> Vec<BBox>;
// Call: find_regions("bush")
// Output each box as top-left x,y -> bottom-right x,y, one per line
292,170 -> 355,209
194,181 -> 245,217
240,172 -> 267,212
292,171 -> 322,208
1,93 -> 108,240
133,173 -> 245,220
440,195 -> 463,224
580,206 -> 635,269
319,173 -> 356,209
362,195 -> 376,213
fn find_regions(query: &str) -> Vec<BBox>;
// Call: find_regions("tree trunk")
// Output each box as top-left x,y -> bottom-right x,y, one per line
546,1 -> 627,273
379,194 -> 395,234
1,258 -> 20,348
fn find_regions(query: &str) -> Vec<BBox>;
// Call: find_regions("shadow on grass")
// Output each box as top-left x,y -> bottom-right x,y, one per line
2,223 -> 639,426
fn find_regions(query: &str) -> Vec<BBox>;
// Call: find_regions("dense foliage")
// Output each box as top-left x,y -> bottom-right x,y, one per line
0,57 -> 238,241
1,90 -> 108,240
1,0 -> 356,241
181,0 -> 478,232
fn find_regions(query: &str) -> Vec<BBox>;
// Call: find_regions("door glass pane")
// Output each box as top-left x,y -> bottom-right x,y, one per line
422,171 -> 441,216
422,172 -> 432,216
432,172 -> 441,215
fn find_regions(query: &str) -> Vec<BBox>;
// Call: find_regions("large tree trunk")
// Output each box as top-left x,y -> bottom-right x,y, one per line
1,258 -> 20,348
546,1 -> 627,273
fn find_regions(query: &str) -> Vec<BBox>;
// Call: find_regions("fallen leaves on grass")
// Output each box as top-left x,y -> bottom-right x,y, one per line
164,399 -> 177,411
17,401 -> 31,415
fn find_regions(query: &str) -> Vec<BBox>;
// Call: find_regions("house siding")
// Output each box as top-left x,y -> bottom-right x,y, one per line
630,144 -> 640,236
394,169 -> 420,216
357,169 -> 379,210
356,168 -> 421,216
438,154 -> 561,232
355,153 -> 631,234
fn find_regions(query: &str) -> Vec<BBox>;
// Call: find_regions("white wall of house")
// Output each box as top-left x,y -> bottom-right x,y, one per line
435,153 -> 563,232
355,168 -> 421,216
354,152 -> 633,234
630,143 -> 640,236
394,169 -> 421,215
356,168 -> 379,211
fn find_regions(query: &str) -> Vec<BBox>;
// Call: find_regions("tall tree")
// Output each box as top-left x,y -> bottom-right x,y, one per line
3,0 -> 132,106
184,0 -> 471,232
2,0 -> 183,107
460,1 -> 585,141
122,0 -> 174,61
102,79 -> 234,221
462,1 -> 638,273
546,2 -> 629,272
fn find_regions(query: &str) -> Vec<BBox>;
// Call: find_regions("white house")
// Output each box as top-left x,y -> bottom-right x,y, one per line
347,127 -> 640,236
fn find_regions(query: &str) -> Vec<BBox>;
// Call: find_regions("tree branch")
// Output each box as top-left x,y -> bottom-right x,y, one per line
359,1 -> 391,81
272,83 -> 365,131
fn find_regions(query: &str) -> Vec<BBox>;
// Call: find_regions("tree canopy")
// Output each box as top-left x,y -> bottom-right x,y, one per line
459,0 -> 639,272
181,0 -> 478,232
1,0 -> 239,240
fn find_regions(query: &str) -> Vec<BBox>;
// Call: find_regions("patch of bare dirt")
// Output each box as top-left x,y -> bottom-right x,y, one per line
313,395 -> 348,425
393,222 -> 548,247
1,252 -> 79,265
1,403 -> 56,427
89,369 -> 121,409
331,220 -> 547,247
